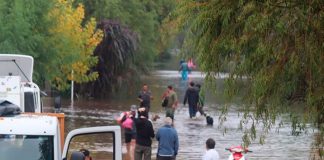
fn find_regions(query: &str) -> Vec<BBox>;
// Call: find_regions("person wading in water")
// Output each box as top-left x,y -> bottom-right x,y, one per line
183,81 -> 199,119
161,85 -> 178,122
137,84 -> 153,113
134,108 -> 155,160
179,60 -> 189,80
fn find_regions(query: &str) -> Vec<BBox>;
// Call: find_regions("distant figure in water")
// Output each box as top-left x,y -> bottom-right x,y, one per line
183,81 -> 199,119
187,58 -> 196,73
195,83 -> 206,117
161,85 -> 178,121
179,60 -> 189,80
137,84 -> 153,113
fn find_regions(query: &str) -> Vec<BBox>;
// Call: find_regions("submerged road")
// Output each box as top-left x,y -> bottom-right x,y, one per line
46,70 -> 316,160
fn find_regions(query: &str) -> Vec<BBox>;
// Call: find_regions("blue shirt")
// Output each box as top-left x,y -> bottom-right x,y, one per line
156,125 -> 179,156
180,62 -> 188,71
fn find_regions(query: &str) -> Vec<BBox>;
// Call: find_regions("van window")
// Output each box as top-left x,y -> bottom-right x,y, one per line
67,133 -> 115,160
0,134 -> 54,160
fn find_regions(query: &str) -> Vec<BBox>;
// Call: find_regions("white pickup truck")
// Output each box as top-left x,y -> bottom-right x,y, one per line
0,113 -> 122,160
0,54 -> 122,160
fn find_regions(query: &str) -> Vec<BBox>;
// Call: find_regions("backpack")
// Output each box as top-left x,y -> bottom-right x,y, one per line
117,112 -> 133,129
162,96 -> 169,107
121,117 -> 133,129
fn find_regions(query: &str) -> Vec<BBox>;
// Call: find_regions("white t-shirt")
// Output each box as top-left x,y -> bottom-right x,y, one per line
202,149 -> 220,160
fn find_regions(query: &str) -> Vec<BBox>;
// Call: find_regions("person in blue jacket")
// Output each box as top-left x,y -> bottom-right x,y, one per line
179,60 -> 189,80
156,117 -> 179,160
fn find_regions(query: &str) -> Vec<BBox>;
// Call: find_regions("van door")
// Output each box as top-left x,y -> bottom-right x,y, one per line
62,126 -> 122,160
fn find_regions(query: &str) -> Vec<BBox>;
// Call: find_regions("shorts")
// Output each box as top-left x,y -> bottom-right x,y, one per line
124,132 -> 135,143
165,107 -> 175,120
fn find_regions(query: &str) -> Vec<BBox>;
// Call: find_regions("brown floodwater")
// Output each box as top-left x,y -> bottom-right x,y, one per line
44,70 -> 317,160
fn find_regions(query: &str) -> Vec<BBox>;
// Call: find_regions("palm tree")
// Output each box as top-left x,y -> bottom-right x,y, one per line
77,20 -> 138,98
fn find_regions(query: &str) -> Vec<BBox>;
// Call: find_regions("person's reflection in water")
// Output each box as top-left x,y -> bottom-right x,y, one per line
80,149 -> 92,160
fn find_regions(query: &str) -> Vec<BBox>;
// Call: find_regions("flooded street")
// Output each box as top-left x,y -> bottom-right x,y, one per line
45,70 -> 316,160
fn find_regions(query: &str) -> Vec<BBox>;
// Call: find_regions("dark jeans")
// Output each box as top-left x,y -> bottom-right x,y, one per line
144,106 -> 150,113
135,144 -> 152,160
157,155 -> 176,160
142,107 -> 150,118
188,105 -> 197,118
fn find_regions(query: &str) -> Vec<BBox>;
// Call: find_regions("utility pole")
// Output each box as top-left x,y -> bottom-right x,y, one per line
71,70 -> 74,106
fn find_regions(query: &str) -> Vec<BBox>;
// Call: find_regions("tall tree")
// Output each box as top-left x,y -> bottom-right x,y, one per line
72,0 -> 175,96
77,20 -> 138,97
0,0 -> 103,91
47,0 -> 102,90
76,0 -> 175,70
0,0 -> 55,84
174,0 -> 323,148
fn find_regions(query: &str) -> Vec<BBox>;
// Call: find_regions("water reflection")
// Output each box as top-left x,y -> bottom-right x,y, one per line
45,70 -> 315,160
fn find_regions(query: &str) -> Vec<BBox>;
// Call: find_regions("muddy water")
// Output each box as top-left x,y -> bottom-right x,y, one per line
45,70 -> 316,160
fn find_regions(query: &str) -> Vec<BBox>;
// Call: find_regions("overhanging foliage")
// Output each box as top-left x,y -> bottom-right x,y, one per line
174,0 -> 323,150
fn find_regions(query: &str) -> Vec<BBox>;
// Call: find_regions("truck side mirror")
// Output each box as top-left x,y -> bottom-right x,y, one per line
40,91 -> 48,97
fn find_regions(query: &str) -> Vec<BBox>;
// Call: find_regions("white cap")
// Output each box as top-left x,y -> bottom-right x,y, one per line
130,105 -> 137,111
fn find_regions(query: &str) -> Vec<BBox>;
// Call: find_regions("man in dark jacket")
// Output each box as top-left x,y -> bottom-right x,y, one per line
137,84 -> 153,112
134,108 -> 155,160
183,81 -> 199,118
156,117 -> 179,160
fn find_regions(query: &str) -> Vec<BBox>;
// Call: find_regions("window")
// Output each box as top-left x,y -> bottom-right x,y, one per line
67,133 -> 115,160
0,134 -> 54,160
